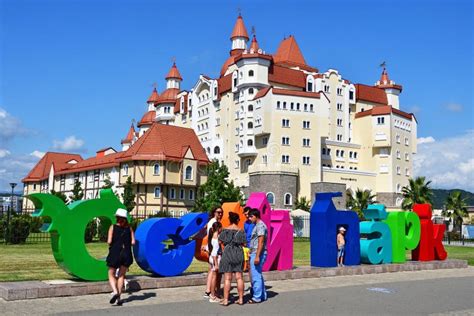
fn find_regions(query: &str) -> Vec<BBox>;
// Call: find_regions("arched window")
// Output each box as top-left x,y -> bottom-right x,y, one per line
214,146 -> 220,154
248,70 -> 254,77
249,88 -> 254,94
248,122 -> 253,129
284,193 -> 293,206
266,192 -> 275,205
153,163 -> 160,175
154,186 -> 161,198
247,139 -> 254,146
248,104 -> 253,112
185,166 -> 193,180
396,183 -> 401,193
207,147 -> 210,154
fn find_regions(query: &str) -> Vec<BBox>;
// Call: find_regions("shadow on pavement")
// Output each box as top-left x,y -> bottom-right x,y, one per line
123,292 -> 157,303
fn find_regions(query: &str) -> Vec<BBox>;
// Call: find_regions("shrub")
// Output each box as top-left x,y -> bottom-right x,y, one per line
6,214 -> 32,244
149,210 -> 172,218
447,231 -> 461,241
29,216 -> 44,233
84,219 -> 97,243
97,218 -> 112,242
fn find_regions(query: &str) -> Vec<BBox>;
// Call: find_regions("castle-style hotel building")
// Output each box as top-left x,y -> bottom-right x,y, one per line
23,15 -> 417,214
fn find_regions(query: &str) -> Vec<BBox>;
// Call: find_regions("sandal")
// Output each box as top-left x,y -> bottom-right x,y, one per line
248,299 -> 260,304
237,300 -> 244,305
220,300 -> 229,306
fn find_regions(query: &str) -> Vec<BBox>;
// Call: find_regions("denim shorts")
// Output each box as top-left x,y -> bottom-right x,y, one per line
337,246 -> 345,258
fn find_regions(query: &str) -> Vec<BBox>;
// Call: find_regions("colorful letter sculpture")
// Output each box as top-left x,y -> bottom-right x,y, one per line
193,202 -> 245,262
360,204 -> 392,264
245,192 -> 293,271
310,192 -> 360,267
134,213 -> 207,277
27,189 -> 125,281
412,204 -> 447,261
383,210 -> 421,263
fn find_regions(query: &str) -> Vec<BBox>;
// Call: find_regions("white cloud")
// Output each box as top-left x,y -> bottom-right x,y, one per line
53,136 -> 85,152
0,107 -> 30,143
409,105 -> 421,114
0,149 -> 11,158
30,150 -> 45,159
0,153 -> 41,191
417,136 -> 435,145
445,103 -> 463,112
414,130 -> 474,192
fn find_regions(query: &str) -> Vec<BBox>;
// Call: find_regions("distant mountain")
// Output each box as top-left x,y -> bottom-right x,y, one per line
431,189 -> 474,209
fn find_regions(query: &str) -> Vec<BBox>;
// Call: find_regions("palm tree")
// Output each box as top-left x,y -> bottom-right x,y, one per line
401,176 -> 433,211
346,189 -> 377,220
442,191 -> 468,238
294,196 -> 311,212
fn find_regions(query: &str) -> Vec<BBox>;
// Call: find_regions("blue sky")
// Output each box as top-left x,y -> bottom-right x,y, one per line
0,0 -> 473,192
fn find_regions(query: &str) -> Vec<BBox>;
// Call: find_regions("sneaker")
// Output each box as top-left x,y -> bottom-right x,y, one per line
209,296 -> 220,303
109,293 -> 119,304
116,298 -> 123,306
124,280 -> 130,292
203,292 -> 211,299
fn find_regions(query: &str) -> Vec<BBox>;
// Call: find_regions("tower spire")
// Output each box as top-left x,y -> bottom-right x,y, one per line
230,14 -> 249,56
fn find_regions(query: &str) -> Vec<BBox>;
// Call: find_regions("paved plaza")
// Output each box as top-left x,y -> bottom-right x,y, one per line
1,267 -> 473,315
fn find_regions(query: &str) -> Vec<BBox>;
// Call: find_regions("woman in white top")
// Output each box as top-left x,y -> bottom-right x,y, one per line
208,221 -> 223,303
203,207 -> 223,299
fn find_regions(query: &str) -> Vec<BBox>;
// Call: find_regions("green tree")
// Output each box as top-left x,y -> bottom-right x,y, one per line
101,175 -> 114,189
294,196 -> 311,212
442,191 -> 468,238
69,181 -> 84,202
401,176 -> 433,211
50,190 -> 67,203
121,176 -> 136,212
346,188 -> 377,220
193,160 -> 242,213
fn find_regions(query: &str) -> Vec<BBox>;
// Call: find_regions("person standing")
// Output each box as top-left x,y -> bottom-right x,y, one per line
248,208 -> 268,304
203,207 -> 223,299
208,221 -> 223,303
337,227 -> 346,267
218,212 -> 246,306
106,208 -> 135,306
243,207 -> 255,291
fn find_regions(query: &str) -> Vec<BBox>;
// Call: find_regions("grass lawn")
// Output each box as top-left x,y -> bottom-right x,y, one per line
0,240 -> 472,282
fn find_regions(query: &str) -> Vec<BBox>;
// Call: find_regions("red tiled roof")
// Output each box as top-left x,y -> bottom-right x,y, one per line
119,123 -> 209,163
174,94 -> 189,114
268,64 -> 306,88
230,15 -> 249,40
375,68 -> 403,91
23,152 -> 83,182
165,62 -> 182,80
354,84 -> 388,105
273,88 -> 321,98
137,111 -> 156,127
354,105 -> 413,120
252,86 -> 272,100
57,152 -> 124,175
250,35 -> 259,52
156,88 -> 179,104
220,55 -> 235,77
233,53 -> 272,63
217,73 -> 232,96
121,124 -> 136,144
147,87 -> 160,103
273,36 -> 317,72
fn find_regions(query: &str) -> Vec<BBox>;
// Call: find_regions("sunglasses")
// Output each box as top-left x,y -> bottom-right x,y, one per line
216,211 -> 223,214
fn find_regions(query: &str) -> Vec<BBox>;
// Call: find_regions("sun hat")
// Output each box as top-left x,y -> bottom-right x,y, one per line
115,208 -> 128,219
339,227 -> 346,232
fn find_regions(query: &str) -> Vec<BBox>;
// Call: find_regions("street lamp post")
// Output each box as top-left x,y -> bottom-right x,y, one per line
6,183 -> 17,244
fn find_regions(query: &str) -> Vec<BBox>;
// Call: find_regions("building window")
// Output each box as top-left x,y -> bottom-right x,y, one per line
123,164 -> 129,176
337,134 -> 343,141
247,139 -> 253,146
153,164 -> 160,175
405,153 -> 410,161
189,189 -> 194,200
310,104 -> 314,112
353,152 -> 358,159
337,119 -> 343,126
304,104 -> 308,111
303,138 -> 310,147
169,187 -> 176,199
262,155 -> 268,164
284,193 -> 293,206
282,119 -> 290,127
396,134 -> 401,143
282,137 -> 290,145
248,104 -> 253,111
296,103 -> 300,111
396,183 -> 401,193
248,70 -> 254,77
307,81 -> 313,92
282,155 -> 290,164
337,103 -> 343,111
214,146 -> 220,154
405,137 -> 409,146
324,85 -> 330,93
33,184 -> 37,190
302,156 -> 311,165
397,166 -> 401,175
266,192 -> 275,205
322,148 -> 326,155
283,102 -> 287,110
303,121 -> 310,129
405,168 -> 410,176
262,137 -> 268,145
180,188 -> 185,200
154,186 -> 161,198
337,88 -> 343,95
248,122 -> 253,129
340,150 -> 345,157
377,117 -> 385,125
349,90 -> 354,100
396,150 -> 401,159
185,166 -> 193,180
277,101 -> 281,109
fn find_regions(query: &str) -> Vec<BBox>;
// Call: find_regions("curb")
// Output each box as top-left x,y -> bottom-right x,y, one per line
0,259 -> 468,301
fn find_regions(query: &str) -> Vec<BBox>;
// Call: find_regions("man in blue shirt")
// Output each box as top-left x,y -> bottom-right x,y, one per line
248,208 -> 268,303
243,206 -> 255,247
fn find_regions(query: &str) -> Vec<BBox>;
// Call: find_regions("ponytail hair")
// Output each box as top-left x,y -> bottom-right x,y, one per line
207,221 -> 222,254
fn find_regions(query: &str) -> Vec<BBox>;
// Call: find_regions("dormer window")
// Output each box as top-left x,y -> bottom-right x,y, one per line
248,70 -> 254,77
